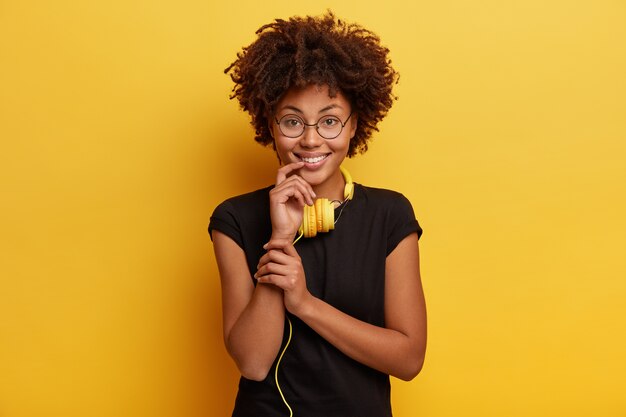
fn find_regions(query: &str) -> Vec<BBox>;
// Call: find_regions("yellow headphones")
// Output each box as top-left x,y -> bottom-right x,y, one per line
298,166 -> 354,238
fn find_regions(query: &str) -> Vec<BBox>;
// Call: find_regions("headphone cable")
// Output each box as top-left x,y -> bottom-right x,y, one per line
274,316 -> 293,417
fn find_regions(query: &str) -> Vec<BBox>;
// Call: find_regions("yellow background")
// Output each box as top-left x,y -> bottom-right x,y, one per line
1,1 -> 625,416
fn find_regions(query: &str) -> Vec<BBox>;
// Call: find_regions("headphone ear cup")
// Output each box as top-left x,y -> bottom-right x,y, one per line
301,204 -> 317,238
298,167 -> 353,239
300,198 -> 338,238
315,199 -> 324,233
315,199 -> 336,234
323,198 -> 335,232
315,198 -> 329,233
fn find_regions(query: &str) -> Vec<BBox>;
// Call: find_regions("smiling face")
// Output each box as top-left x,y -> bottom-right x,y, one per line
271,84 -> 357,199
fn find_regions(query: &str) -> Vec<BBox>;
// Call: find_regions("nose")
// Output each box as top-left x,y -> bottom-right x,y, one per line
299,125 -> 324,148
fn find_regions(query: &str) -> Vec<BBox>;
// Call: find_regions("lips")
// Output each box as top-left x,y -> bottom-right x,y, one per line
301,155 -> 327,163
294,153 -> 330,164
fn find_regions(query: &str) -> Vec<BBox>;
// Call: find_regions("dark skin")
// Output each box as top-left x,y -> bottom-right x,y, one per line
213,85 -> 427,382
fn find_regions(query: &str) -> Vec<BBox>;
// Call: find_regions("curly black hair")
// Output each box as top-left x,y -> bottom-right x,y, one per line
225,12 -> 399,157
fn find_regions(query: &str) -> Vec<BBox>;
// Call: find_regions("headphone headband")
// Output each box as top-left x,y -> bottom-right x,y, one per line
340,166 -> 354,201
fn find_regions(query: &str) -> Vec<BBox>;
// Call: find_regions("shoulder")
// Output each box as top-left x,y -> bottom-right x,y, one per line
215,186 -> 273,211
211,186 -> 273,222
353,183 -> 423,241
209,186 -> 273,244
355,183 -> 413,209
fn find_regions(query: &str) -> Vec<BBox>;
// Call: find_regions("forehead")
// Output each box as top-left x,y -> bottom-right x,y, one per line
275,84 -> 349,113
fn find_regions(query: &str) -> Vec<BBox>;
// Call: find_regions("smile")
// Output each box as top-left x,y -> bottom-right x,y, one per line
296,154 -> 329,164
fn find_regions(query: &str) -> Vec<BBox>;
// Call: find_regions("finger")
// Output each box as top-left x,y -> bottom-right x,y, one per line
256,274 -> 285,286
256,273 -> 297,291
276,162 -> 305,184
255,263 -> 290,280
263,239 -> 293,251
270,181 -> 311,207
275,170 -> 316,201
257,249 -> 292,269
272,177 -> 316,205
261,238 -> 292,252
290,189 -> 308,208
281,242 -> 300,257
283,175 -> 317,202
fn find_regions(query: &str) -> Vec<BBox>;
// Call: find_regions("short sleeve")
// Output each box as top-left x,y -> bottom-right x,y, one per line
208,200 -> 244,249
386,194 -> 422,255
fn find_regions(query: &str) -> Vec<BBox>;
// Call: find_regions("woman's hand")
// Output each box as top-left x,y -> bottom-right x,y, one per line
255,239 -> 313,316
269,162 -> 316,241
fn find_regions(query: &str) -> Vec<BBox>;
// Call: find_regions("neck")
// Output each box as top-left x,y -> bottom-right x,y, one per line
312,169 -> 345,202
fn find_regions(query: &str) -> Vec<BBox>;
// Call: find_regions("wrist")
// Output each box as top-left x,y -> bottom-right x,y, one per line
291,292 -> 316,319
270,231 -> 297,242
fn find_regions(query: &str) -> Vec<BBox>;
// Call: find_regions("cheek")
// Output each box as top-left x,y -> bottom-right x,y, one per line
331,138 -> 351,156
273,138 -> 293,162
273,136 -> 287,152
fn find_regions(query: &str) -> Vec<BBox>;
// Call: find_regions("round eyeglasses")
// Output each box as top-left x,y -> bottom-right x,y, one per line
274,112 -> 353,140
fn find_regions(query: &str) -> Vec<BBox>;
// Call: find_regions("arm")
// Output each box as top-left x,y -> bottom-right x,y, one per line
212,230 -> 285,381
212,162 -> 316,381
256,232 -> 427,380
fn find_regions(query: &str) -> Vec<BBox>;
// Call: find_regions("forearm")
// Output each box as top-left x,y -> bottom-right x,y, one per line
226,233 -> 296,377
226,283 -> 285,381
296,296 -> 425,381
255,236 -> 426,380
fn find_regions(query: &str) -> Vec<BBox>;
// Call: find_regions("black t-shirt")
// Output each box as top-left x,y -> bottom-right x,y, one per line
209,183 -> 422,417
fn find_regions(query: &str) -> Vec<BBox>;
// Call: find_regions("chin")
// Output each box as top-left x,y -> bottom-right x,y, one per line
303,166 -> 339,186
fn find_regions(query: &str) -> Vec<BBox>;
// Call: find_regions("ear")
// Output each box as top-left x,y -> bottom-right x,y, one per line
268,113 -> 279,140
269,138 -> 282,165
349,113 -> 358,138
268,120 -> 285,164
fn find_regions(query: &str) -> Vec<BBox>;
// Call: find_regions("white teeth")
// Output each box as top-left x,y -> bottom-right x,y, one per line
300,155 -> 327,163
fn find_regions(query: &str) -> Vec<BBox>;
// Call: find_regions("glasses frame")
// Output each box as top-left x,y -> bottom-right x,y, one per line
274,112 -> 353,140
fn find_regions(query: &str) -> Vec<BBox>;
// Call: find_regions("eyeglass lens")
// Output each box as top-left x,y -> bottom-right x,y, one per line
277,115 -> 344,139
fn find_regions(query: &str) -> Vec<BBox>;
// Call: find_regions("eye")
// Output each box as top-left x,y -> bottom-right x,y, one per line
319,116 -> 340,127
281,115 -> 303,128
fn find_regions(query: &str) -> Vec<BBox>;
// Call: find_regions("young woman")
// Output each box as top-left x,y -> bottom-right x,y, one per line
209,12 -> 427,417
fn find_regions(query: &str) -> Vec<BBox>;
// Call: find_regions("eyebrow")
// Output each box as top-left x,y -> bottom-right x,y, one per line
278,104 -> 344,114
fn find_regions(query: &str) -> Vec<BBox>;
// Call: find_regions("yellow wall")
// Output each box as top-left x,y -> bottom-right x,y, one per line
1,1 -> 625,416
